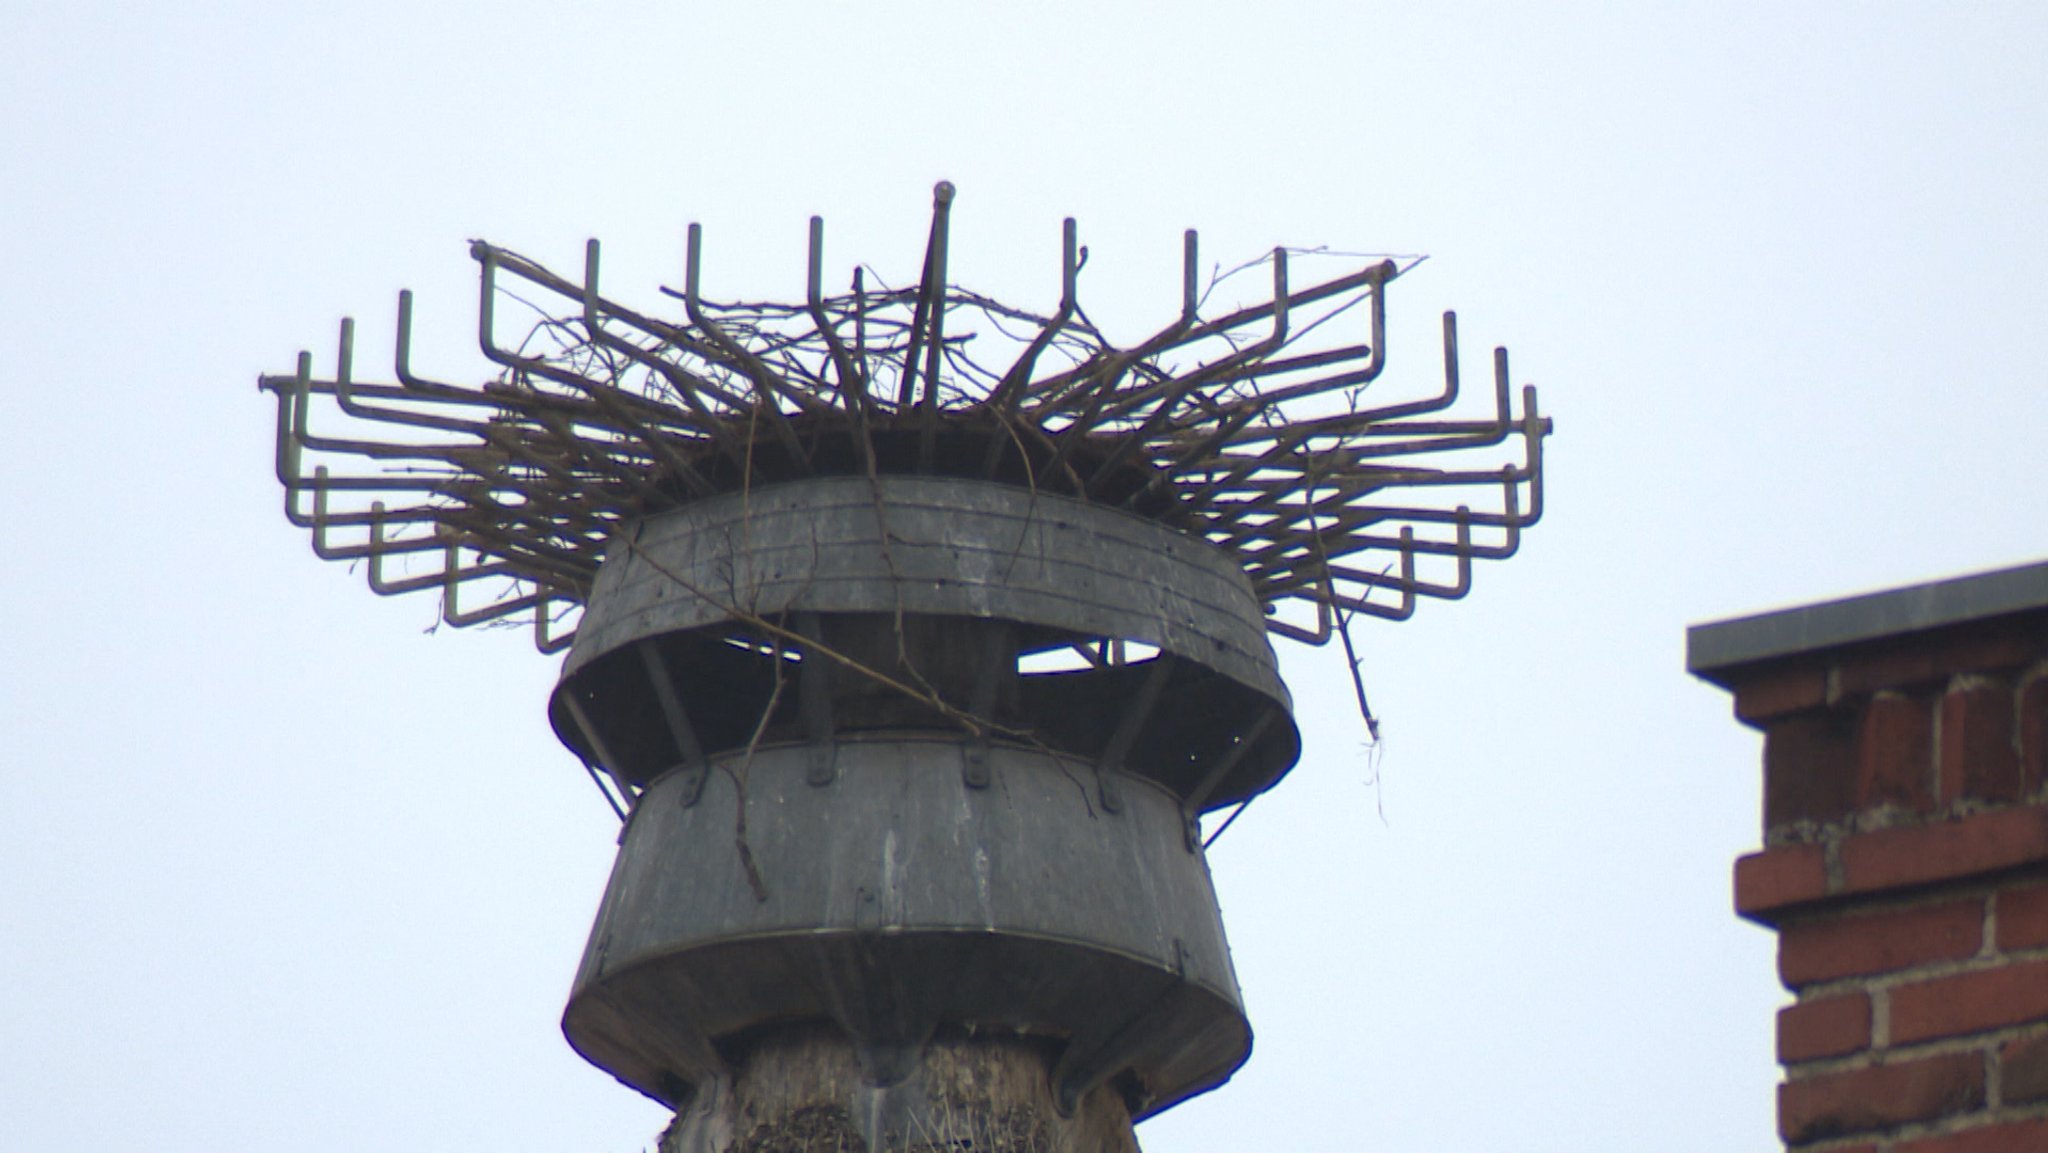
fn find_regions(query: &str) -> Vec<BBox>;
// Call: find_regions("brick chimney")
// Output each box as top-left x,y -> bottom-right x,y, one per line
1690,560 -> 2048,1152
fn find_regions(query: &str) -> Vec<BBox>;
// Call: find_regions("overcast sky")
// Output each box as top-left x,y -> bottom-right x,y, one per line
5,5 -> 2045,1151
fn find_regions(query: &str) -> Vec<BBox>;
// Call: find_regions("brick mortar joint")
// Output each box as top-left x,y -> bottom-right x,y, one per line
1781,997 -> 2048,1083
1930,684 -> 1947,806
1787,1100 -> 2048,1151
2016,659 -> 2048,693
1988,1039 -> 2004,1111
1783,1030 -> 2000,1080
1790,939 -> 2048,1003
1748,808 -> 2048,922
1947,673 -> 2006,693
1875,985 -> 1892,1050
1767,794 -> 2048,851
2017,660 -> 2048,761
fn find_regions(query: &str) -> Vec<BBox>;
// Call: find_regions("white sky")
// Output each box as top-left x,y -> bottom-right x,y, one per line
4,4 -> 2044,1151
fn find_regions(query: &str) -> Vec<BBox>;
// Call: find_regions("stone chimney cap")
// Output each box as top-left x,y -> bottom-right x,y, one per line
1687,557 -> 2048,683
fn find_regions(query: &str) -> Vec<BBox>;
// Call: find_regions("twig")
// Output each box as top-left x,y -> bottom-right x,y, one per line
723,634 -> 784,903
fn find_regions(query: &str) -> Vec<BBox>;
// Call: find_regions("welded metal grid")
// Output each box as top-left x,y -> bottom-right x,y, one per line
260,184 -> 1550,652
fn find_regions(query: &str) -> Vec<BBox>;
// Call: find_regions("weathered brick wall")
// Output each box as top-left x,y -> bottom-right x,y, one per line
1712,609 -> 2048,1151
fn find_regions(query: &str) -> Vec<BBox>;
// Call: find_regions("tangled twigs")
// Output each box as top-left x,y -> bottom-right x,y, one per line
724,639 -> 783,904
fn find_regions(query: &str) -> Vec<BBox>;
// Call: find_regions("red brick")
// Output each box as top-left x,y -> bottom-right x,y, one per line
1777,1052 -> 1984,1143
1895,1118 -> 2048,1153
1890,959 -> 2048,1045
1860,692 -> 1936,811
1767,712 -> 1858,830
1733,663 -> 1830,725
1736,844 -> 1830,923
1834,620 -> 2047,698
1779,899 -> 1983,987
1942,683 -> 2021,806
1997,881 -> 2048,952
1840,806 -> 2048,895
2003,1034 -> 2048,1104
2022,677 -> 2048,796
1778,993 -> 1872,1063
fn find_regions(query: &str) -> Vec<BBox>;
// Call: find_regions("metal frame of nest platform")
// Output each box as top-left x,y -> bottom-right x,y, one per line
257,183 -> 1559,1143
260,182 -> 1551,655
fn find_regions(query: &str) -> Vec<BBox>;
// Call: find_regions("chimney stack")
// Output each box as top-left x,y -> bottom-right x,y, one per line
1691,560 -> 2048,1151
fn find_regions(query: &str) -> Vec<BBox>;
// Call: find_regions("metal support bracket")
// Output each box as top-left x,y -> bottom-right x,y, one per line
1093,654 -> 1174,814
561,691 -> 637,818
637,639 -> 709,807
1180,706 -> 1279,852
961,627 -> 1009,789
1049,937 -> 1190,1117
795,614 -> 837,786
